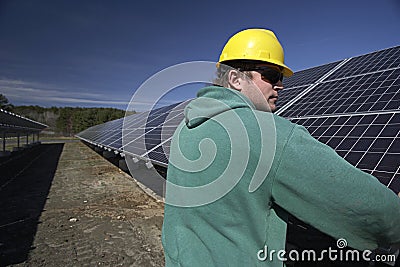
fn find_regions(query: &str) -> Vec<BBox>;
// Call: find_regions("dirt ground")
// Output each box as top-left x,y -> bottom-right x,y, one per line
0,141 -> 165,266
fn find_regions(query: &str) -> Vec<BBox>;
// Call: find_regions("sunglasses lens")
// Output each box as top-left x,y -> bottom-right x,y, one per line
250,66 -> 283,84
260,68 -> 282,84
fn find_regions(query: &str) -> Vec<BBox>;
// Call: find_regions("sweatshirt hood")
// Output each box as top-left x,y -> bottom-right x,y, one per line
184,86 -> 255,128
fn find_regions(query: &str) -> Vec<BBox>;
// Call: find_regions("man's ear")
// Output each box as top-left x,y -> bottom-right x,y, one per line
227,70 -> 243,91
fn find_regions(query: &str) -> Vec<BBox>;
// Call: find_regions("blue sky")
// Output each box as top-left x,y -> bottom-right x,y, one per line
1,0 -> 399,110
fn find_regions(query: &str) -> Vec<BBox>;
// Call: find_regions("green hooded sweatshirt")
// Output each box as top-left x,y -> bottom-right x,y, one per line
162,86 -> 400,266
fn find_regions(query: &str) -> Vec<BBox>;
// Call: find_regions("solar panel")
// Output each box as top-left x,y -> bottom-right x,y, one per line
328,46 -> 400,80
282,61 -> 341,88
277,60 -> 351,112
118,101 -> 188,160
276,85 -> 310,110
291,112 -> 400,193
279,68 -> 400,117
0,109 -> 48,137
143,101 -> 189,165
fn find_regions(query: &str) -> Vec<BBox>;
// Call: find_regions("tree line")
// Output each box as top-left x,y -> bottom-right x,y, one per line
1,94 -> 126,136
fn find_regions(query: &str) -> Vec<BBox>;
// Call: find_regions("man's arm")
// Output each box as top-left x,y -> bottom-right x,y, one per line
271,124 -> 400,250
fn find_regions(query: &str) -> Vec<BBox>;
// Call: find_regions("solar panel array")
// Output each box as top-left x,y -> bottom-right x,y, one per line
0,109 -> 48,137
77,101 -> 188,167
76,45 -> 400,194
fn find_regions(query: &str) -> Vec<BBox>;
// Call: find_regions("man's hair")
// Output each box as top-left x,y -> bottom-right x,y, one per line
214,60 -> 255,88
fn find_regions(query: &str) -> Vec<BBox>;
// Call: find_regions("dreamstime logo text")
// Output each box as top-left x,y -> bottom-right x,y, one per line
257,238 -> 397,263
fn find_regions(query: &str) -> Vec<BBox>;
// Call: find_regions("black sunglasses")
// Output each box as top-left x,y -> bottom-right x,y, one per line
251,66 -> 283,85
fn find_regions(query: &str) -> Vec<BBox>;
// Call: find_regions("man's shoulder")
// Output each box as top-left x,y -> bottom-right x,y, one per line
251,110 -> 298,135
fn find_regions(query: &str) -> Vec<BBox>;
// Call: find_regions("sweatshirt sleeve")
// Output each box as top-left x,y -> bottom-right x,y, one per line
271,124 -> 400,250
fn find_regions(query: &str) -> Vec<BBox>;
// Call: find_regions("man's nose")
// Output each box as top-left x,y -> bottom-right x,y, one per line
273,81 -> 284,91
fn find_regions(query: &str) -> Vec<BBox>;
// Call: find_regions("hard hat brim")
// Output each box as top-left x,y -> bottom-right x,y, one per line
266,59 -> 293,77
219,58 -> 294,77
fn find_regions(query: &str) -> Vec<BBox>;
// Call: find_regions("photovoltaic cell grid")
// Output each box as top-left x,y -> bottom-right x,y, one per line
327,46 -> 400,80
291,112 -> 400,193
282,61 -> 341,88
279,46 -> 400,116
275,85 -> 309,110
142,105 -> 188,165
280,68 -> 400,118
120,104 -> 183,156
97,113 -> 150,150
120,103 -> 186,160
77,118 -> 123,149
144,101 -> 189,166
276,61 -> 341,110
75,101 -> 189,166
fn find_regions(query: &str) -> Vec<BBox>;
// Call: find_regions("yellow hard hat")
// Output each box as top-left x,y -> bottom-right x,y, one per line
218,28 -> 293,77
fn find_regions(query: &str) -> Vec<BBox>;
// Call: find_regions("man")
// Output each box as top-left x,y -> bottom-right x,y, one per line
162,28 -> 400,266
